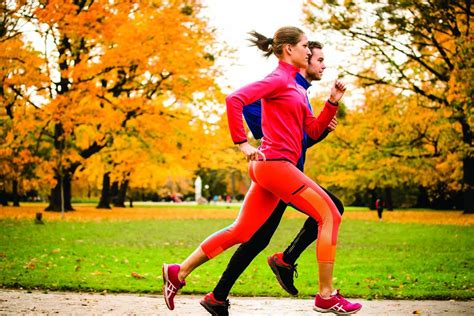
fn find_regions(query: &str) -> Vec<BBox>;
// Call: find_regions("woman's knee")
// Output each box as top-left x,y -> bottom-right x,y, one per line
333,209 -> 342,226
230,225 -> 256,244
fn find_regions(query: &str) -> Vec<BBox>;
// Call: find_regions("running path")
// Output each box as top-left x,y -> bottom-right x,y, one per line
1,290 -> 472,315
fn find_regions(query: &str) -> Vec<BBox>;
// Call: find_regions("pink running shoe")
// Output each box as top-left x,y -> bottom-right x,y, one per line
314,290 -> 362,315
162,263 -> 186,310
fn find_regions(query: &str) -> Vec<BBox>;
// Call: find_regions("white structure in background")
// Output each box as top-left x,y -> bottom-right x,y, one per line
195,176 -> 202,202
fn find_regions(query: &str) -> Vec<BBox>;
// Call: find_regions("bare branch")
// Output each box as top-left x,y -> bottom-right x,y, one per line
9,86 -> 41,109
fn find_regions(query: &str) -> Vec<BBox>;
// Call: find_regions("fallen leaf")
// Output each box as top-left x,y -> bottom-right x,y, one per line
131,272 -> 144,279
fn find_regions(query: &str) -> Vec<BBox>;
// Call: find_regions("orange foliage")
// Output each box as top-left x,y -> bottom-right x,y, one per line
1,0 -> 238,199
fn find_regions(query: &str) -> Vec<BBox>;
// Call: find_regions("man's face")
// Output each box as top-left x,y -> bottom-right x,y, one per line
306,48 -> 326,81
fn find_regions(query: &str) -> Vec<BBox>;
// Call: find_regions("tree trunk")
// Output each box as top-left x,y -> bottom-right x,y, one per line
114,180 -> 128,208
416,185 -> 430,208
97,172 -> 111,209
45,172 -> 74,212
0,188 -> 8,206
231,170 -> 236,200
12,180 -> 20,207
384,187 -> 393,210
111,181 -> 119,205
352,192 -> 364,206
463,156 -> 474,213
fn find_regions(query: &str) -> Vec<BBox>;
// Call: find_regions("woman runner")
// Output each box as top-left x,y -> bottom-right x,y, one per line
162,26 -> 361,315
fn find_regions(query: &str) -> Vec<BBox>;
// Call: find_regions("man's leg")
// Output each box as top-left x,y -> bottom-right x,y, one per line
200,201 -> 287,315
268,187 -> 344,294
377,208 -> 383,221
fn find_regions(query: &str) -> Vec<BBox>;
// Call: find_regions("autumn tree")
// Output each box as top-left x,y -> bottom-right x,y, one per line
3,0 -> 222,211
0,0 -> 50,206
305,85 -> 461,209
304,0 -> 473,212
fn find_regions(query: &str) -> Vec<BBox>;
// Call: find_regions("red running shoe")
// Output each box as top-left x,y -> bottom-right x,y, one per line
200,292 -> 230,316
314,289 -> 362,315
267,252 -> 299,295
162,263 -> 186,310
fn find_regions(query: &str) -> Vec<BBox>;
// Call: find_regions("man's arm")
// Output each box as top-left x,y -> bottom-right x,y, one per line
242,100 -> 263,140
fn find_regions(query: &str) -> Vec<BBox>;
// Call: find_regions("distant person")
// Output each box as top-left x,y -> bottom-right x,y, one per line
162,26 -> 361,314
376,198 -> 385,221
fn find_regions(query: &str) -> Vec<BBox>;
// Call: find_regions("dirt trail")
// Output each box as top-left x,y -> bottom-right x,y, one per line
1,290 -> 473,315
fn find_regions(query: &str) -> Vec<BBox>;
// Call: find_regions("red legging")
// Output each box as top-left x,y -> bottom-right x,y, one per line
201,160 -> 341,263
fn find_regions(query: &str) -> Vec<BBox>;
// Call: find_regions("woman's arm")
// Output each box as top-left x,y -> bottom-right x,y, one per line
304,80 -> 346,140
303,101 -> 338,140
226,73 -> 284,144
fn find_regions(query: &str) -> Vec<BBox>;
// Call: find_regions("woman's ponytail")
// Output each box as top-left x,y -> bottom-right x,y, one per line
248,26 -> 305,58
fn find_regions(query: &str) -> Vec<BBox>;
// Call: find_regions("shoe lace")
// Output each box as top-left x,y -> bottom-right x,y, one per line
335,290 -> 349,305
212,296 -> 230,308
290,263 -> 298,278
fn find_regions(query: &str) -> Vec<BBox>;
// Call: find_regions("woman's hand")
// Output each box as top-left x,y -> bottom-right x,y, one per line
238,142 -> 266,161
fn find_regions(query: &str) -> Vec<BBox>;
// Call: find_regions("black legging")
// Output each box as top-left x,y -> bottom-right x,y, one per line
213,186 -> 344,301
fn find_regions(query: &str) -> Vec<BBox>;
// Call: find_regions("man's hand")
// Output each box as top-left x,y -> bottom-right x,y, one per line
328,80 -> 347,104
327,117 -> 338,132
238,142 -> 266,161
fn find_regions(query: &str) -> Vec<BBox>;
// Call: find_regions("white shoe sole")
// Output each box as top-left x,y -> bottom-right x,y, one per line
313,306 -> 362,315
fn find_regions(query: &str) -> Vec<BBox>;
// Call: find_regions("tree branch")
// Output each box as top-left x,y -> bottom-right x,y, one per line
9,86 -> 41,109
352,30 -> 450,82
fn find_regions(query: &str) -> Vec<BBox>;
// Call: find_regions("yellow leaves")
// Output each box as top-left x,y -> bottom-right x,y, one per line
305,82 -> 465,194
24,258 -> 38,270
91,271 -> 104,276
131,272 -> 144,279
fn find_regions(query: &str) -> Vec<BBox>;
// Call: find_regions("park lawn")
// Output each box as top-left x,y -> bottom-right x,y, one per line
0,214 -> 472,300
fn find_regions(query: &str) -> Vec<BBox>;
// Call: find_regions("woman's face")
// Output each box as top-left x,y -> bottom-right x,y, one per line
290,34 -> 311,68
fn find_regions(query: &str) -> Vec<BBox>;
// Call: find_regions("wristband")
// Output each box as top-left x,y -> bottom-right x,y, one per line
327,99 -> 339,106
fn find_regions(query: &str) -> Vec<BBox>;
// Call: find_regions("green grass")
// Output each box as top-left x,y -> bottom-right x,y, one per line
0,217 -> 472,300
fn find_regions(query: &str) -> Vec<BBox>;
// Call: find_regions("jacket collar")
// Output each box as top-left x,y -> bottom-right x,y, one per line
278,60 -> 300,78
295,72 -> 311,90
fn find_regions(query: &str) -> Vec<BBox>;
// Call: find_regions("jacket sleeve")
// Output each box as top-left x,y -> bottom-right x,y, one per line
303,101 -> 338,141
226,73 -> 285,144
307,129 -> 330,148
242,100 -> 263,140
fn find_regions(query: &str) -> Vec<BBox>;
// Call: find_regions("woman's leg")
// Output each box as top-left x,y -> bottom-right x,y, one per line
179,181 -> 280,280
282,186 -> 344,265
252,161 -> 341,298
163,180 -> 280,310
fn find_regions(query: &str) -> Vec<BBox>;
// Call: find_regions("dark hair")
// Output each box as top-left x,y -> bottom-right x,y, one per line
308,41 -> 323,50
248,26 -> 305,58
